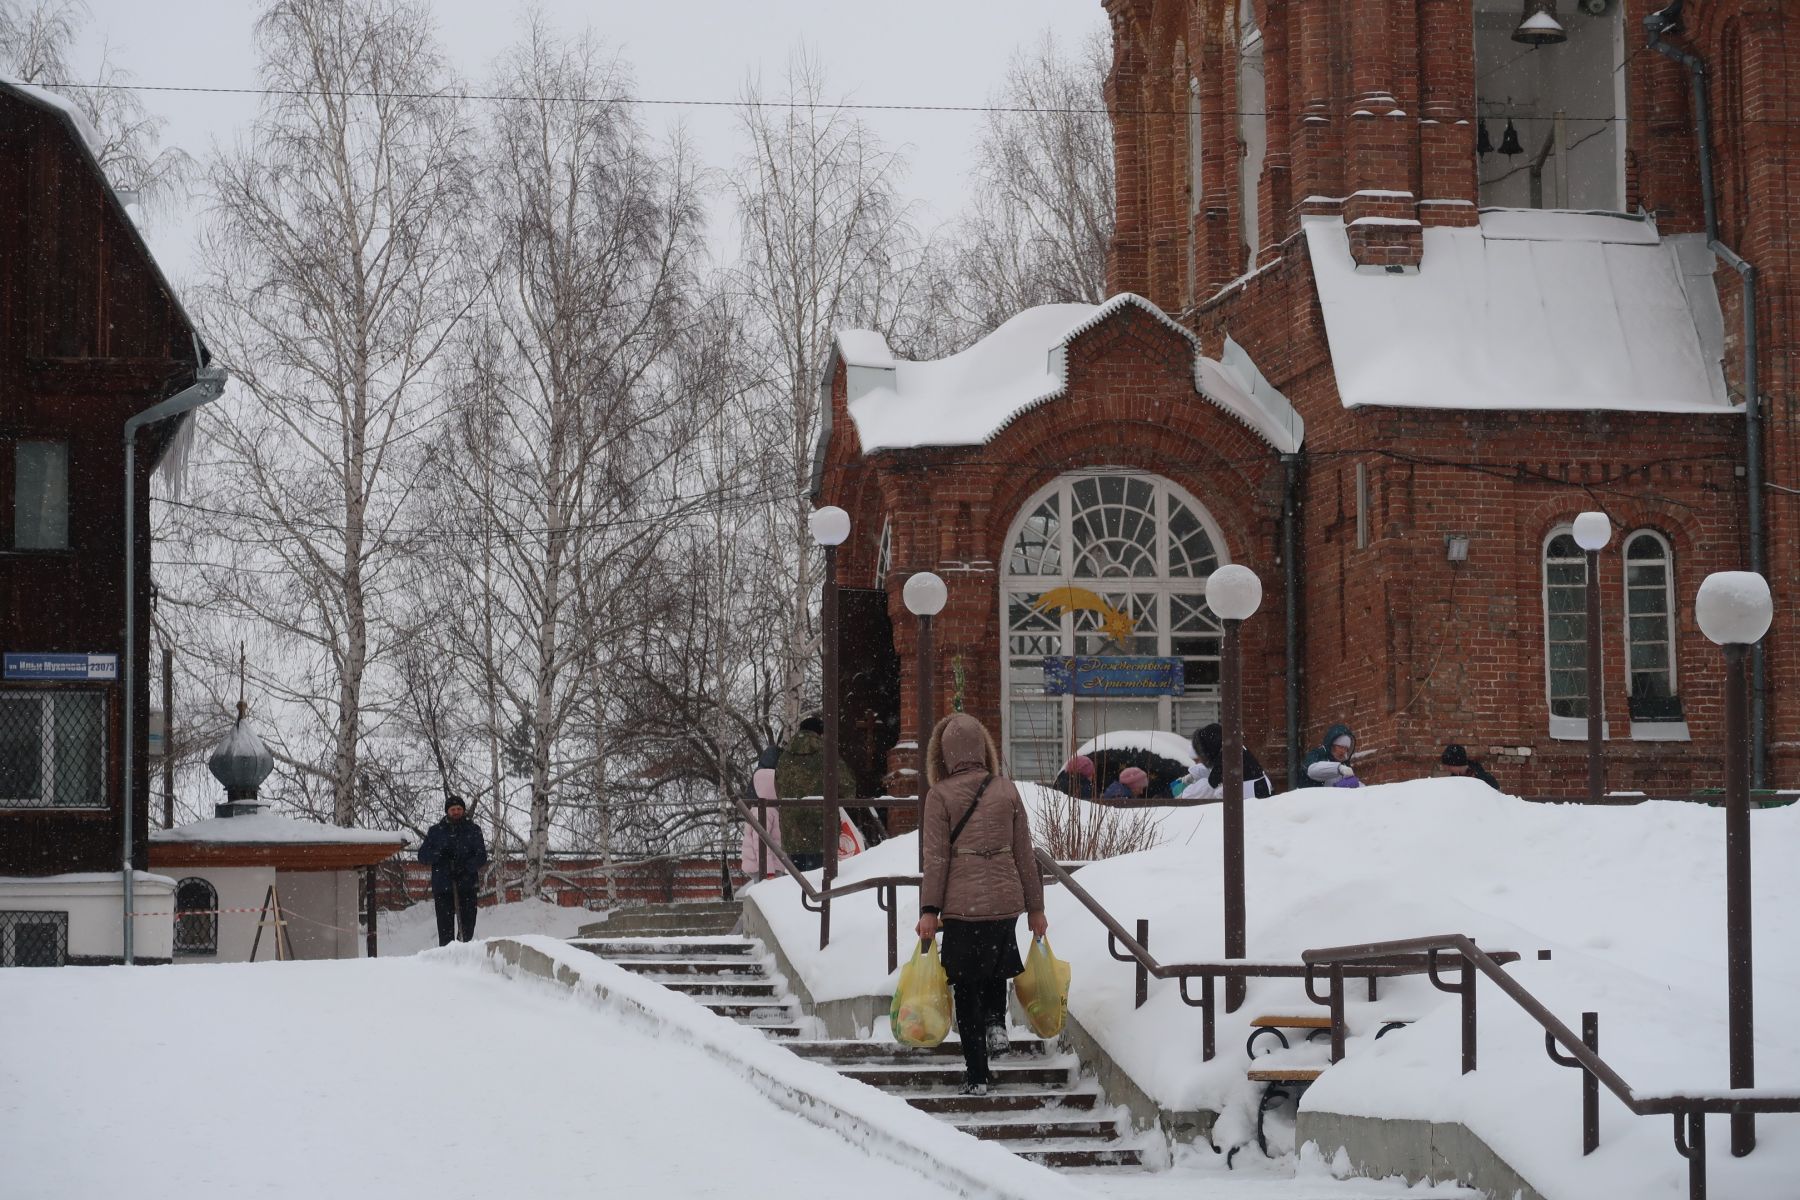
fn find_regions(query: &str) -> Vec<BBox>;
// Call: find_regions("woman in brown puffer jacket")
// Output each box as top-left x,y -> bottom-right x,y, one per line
915,713 -> 1048,1094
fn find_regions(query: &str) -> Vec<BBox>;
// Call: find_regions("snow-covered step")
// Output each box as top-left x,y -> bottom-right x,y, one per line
900,1087 -> 1102,1115
1015,1141 -> 1144,1169
838,1060 -> 1077,1090
784,1037 -> 1047,1061
603,956 -> 767,975
570,936 -> 754,957
952,1115 -> 1121,1141
657,978 -> 781,999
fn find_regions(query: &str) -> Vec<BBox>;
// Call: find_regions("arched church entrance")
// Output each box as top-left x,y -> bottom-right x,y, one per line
1001,470 -> 1229,782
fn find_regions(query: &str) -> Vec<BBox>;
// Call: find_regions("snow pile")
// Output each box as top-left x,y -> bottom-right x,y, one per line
1305,210 -> 1732,414
754,779 -> 1800,1197
486,935 -> 1088,1200
839,295 -> 1302,456
0,951 -> 987,1200
375,897 -> 597,956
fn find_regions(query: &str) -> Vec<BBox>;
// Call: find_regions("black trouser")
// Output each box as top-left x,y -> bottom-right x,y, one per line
434,882 -> 478,946
952,977 -> 1008,1085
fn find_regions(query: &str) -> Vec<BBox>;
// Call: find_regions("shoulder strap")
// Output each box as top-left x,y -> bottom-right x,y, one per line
949,774 -> 994,845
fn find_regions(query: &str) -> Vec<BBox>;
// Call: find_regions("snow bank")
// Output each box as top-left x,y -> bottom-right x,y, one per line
482,935 -> 1088,1200
1305,211 -> 1732,414
1075,730 -> 1199,768
0,952 -> 980,1200
755,778 -> 1800,1197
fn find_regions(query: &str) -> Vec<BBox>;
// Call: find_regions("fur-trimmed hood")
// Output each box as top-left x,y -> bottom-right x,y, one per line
924,713 -> 1000,787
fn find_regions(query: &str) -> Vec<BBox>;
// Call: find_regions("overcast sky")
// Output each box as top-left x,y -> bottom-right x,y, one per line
77,0 -> 1107,283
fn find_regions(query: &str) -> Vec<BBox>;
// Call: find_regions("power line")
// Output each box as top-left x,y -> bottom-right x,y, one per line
35,76 -> 1689,126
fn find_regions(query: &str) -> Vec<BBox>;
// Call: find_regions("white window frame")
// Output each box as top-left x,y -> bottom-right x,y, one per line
873,516 -> 893,589
1237,0 -> 1266,271
1542,526 -> 1609,742
0,689 -> 107,810
1622,529 -> 1688,741
1000,471 -> 1231,780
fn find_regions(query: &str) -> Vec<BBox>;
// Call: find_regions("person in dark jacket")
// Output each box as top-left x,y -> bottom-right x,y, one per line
1179,723 -> 1274,800
1056,754 -> 1098,800
418,795 -> 489,946
1440,743 -> 1500,790
1300,723 -> 1360,788
773,715 -> 860,872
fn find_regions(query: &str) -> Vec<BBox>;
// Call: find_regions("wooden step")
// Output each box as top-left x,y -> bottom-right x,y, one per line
1247,1067 -> 1324,1083
659,978 -> 779,998
1250,1013 -> 1332,1029
698,1000 -> 797,1020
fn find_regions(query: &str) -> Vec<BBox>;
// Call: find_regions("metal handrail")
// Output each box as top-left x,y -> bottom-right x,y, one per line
1034,850 -> 1509,1062
1303,933 -> 1800,1199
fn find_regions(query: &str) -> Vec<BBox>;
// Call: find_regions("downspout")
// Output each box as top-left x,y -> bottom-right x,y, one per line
1282,452 -> 1303,788
1647,2 -> 1766,786
121,358 -> 226,963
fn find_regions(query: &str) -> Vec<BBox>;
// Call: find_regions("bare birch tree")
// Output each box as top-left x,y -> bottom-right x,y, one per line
185,0 -> 474,824
0,0 -> 192,216
729,53 -> 923,734
424,17 -> 712,893
938,30 -> 1114,340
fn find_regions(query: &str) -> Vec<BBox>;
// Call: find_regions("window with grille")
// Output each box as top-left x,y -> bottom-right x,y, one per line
1623,531 -> 1681,722
0,690 -> 106,808
1543,531 -> 1589,721
1002,472 -> 1228,783
174,878 -> 219,957
0,910 -> 68,967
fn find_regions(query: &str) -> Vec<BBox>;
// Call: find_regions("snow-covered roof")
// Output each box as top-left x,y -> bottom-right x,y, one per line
1074,729 -> 1198,767
836,295 -> 1304,457
0,69 -> 102,155
152,812 -> 406,847
1304,210 -> 1734,413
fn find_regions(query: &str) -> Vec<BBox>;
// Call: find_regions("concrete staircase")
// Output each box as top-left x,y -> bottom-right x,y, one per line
570,901 -> 1145,1172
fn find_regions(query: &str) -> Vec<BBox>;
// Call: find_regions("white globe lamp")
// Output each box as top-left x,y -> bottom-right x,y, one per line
903,571 -> 948,617
809,506 -> 851,547
1205,564 -> 1263,621
1572,511 -> 1611,553
1696,572 -> 1773,647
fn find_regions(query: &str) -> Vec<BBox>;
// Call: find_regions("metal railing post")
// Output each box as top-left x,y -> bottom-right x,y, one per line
1135,919 -> 1150,1009
1582,1011 -> 1600,1155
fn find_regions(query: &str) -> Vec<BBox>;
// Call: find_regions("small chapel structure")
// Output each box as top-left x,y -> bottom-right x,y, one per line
815,0 -> 1796,797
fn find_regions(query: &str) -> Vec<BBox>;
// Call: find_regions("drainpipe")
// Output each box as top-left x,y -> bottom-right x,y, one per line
1282,453 -> 1303,788
1647,3 -> 1766,787
121,360 -> 226,963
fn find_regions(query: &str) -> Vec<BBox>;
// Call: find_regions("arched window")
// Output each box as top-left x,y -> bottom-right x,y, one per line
1002,472 -> 1227,781
174,877 -> 218,957
1542,529 -> 1590,732
1623,531 -> 1680,723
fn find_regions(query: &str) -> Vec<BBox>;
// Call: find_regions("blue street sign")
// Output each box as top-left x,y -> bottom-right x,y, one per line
1042,655 -> 1184,697
4,653 -> 119,681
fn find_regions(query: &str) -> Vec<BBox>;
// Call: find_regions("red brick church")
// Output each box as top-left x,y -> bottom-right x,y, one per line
815,0 -> 1796,797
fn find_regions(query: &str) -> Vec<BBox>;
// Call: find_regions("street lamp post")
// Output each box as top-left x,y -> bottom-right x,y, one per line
1205,564 -> 1262,1014
1572,512 -> 1611,804
1697,570 -> 1774,1158
809,506 -> 851,950
903,571 -> 948,872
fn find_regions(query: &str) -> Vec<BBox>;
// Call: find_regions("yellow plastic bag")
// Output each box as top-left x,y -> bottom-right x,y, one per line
1013,935 -> 1072,1038
890,939 -> 953,1047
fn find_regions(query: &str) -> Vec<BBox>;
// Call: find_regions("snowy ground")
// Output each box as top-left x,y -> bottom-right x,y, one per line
749,779 -> 1800,1198
0,953 -> 973,1200
374,896 -> 597,955
0,949 -> 1463,1200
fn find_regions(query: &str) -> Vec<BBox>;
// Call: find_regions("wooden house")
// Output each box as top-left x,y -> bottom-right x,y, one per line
0,75 -> 223,965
